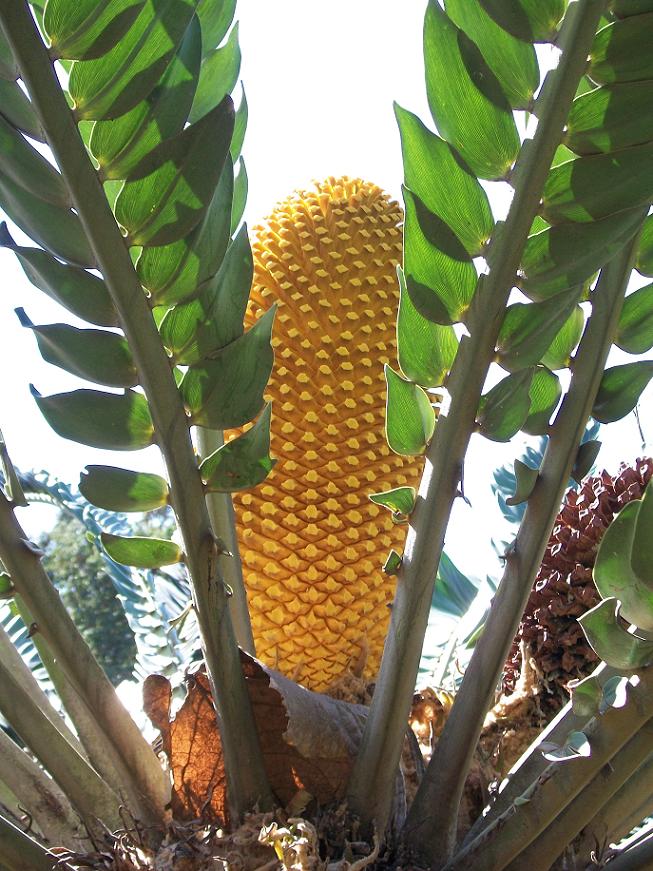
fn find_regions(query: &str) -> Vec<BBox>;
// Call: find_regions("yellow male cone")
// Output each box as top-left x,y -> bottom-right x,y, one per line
235,177 -> 421,692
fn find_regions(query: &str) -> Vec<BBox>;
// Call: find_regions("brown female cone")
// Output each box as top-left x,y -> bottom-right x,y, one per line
233,177 -> 421,692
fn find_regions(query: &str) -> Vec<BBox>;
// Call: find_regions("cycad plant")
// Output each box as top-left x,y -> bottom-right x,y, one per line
3,1 -> 653,869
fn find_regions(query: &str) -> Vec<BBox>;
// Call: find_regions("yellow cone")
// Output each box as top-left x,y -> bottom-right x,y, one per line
234,177 -> 421,691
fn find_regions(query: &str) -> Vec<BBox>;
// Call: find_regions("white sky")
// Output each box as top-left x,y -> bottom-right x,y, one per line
1,1 -> 652,583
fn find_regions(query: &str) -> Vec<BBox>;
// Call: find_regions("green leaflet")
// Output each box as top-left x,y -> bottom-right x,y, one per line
32,387 -> 155,450
68,0 -> 197,120
522,367 -> 561,435
592,360 -> 653,423
616,282 -> 653,353
540,305 -> 585,370
632,482 -> 653,585
90,15 -> 201,180
589,14 -> 653,84
80,465 -> 169,512
136,154 -> 233,303
231,156 -> 247,233
0,79 -> 44,141
369,487 -> 417,520
424,1 -> 519,180
0,114 -> 70,208
505,459 -> 538,506
397,268 -> 458,389
566,82 -> 653,156
445,0 -> 539,109
477,0 -> 565,42
385,365 -> 436,457
520,208 -> 646,299
0,225 -> 117,326
496,291 -> 582,372
476,368 -> 535,442
395,104 -> 493,257
180,306 -> 275,429
572,439 -> 602,484
189,22 -> 240,123
19,312 -> 137,388
403,187 -> 477,325
0,169 -> 94,267
199,403 -> 275,492
0,428 -> 26,507
230,85 -> 247,161
542,142 -> 653,223
0,26 -> 18,80
579,598 -> 653,668
636,214 -> 653,276
101,533 -> 182,568
196,0 -> 236,54
159,223 -> 252,364
116,99 -> 234,247
44,0 -> 145,61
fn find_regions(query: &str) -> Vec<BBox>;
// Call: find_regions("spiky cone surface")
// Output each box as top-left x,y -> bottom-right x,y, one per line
233,177 -> 422,692
503,457 -> 653,710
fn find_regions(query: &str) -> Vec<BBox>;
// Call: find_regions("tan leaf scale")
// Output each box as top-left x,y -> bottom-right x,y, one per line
234,177 -> 422,692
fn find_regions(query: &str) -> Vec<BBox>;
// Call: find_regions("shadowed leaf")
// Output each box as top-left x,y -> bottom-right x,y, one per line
592,361 -> 653,423
476,368 -> 535,441
616,283 -> 653,354
579,597 -> 653,668
101,533 -> 182,568
80,465 -> 169,512
200,404 -> 275,492
44,0 -> 145,61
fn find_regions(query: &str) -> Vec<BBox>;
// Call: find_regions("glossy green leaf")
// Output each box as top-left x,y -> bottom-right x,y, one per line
589,14 -> 653,84
0,79 -> 44,141
477,368 -> 535,442
567,82 -> 653,156
0,224 -> 117,326
445,0 -> 539,109
579,597 -> 653,667
0,114 -> 69,208
101,533 -> 182,568
0,573 -> 13,599
594,502 -> 653,630
403,187 -> 477,325
33,387 -> 154,450
572,439 -> 602,484
199,403 -> 275,492
383,550 -> 403,576
542,142 -> 653,223
616,283 -> 653,354
159,223 -> 252,364
136,157 -> 233,304
397,267 -> 457,388
477,0 -> 565,42
0,169 -> 95,267
497,291 -> 581,372
592,361 -> 653,423
80,465 -> 169,512
424,1 -> 519,180
231,156 -> 247,234
570,673 -> 603,717
520,208 -> 645,299
611,0 -> 653,15
44,0 -> 145,61
189,22 -> 240,123
369,486 -> 417,519
196,0 -> 236,54
0,27 -> 18,80
19,311 -> 137,388
385,365 -> 436,456
89,15 -> 201,179
541,305 -> 585,370
636,214 -> 653,276
522,367 -> 561,434
631,482 -> 653,586
230,84 -> 247,161
505,459 -> 538,506
116,99 -> 234,247
68,0 -> 197,120
395,104 -> 493,257
180,306 -> 275,429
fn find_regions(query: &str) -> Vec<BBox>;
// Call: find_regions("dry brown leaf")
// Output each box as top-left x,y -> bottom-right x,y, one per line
143,653 -> 404,829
